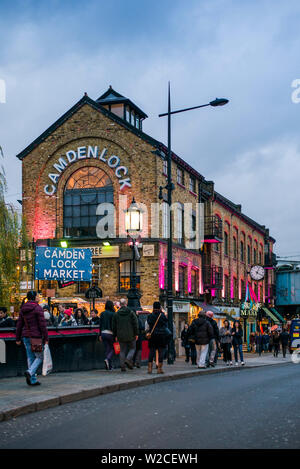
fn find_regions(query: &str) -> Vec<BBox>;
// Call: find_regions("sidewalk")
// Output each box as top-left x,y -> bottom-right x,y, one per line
0,353 -> 291,422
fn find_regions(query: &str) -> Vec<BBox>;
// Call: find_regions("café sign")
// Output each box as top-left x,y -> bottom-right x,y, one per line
44,146 -> 131,195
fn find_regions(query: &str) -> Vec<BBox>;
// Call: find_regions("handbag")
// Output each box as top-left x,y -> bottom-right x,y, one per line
113,342 -> 120,355
145,313 -> 162,340
23,315 -> 43,353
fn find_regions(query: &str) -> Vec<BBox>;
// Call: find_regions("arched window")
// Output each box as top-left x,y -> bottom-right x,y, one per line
63,167 -> 113,237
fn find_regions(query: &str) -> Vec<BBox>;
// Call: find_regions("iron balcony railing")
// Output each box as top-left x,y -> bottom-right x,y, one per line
203,265 -> 223,290
204,215 -> 223,242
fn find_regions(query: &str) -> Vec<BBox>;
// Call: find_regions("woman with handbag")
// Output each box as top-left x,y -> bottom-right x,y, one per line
146,301 -> 169,374
16,290 -> 49,386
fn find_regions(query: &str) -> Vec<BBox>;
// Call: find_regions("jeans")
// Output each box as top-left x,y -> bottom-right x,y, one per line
221,343 -> 232,362
101,333 -> 114,368
23,337 -> 43,384
119,340 -> 136,368
206,339 -> 217,365
233,343 -> 244,362
196,344 -> 209,367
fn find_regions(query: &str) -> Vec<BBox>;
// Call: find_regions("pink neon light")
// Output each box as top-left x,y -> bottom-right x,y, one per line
211,289 -> 216,297
204,239 -> 220,243
159,258 -> 165,289
230,276 -> 234,299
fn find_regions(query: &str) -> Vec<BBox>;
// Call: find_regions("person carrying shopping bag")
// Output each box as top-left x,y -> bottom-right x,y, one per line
16,291 -> 49,386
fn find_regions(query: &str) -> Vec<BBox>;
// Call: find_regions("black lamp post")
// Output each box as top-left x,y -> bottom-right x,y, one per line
125,197 -> 143,312
159,83 -> 229,364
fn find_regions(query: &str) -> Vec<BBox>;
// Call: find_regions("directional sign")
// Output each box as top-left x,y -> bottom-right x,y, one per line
35,247 -> 92,282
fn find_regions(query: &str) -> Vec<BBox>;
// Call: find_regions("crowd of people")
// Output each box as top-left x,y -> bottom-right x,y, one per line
0,293 -> 291,387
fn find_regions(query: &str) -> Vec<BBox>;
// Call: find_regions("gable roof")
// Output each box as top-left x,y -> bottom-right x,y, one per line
96,85 -> 148,119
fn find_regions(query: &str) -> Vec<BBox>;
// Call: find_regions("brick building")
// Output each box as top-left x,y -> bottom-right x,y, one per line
17,86 -> 276,341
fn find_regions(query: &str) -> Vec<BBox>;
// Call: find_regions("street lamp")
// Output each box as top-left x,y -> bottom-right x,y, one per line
125,198 -> 143,312
159,83 -> 229,364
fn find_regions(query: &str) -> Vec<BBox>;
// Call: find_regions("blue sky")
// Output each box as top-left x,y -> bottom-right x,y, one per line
1,0 -> 300,255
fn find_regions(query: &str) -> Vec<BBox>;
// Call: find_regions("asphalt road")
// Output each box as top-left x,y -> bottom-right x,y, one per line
0,363 -> 299,449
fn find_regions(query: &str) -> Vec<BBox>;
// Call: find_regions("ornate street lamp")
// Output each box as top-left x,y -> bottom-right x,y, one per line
125,198 -> 143,312
159,83 -> 229,364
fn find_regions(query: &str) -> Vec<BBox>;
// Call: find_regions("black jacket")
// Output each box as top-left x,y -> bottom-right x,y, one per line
99,309 -> 114,332
0,315 -> 15,328
231,327 -> 243,346
280,331 -> 289,346
189,316 -> 214,345
181,328 -> 190,347
207,317 -> 220,341
147,310 -> 169,346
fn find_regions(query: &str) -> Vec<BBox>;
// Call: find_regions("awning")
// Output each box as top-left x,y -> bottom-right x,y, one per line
225,314 -> 236,322
191,301 -> 225,316
270,307 -> 286,323
262,307 -> 280,324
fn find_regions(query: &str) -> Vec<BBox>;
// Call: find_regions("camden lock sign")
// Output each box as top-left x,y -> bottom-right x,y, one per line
44,146 -> 131,195
35,247 -> 92,281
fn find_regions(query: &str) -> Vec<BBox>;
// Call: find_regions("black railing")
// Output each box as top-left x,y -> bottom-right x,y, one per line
265,284 -> 276,299
264,252 -> 277,267
203,265 -> 223,290
204,215 -> 223,242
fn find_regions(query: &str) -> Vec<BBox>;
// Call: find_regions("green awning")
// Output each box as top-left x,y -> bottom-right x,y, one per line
262,307 -> 280,324
270,307 -> 286,323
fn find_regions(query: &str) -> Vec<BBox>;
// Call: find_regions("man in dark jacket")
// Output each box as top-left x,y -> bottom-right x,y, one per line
112,298 -> 138,371
189,312 -> 214,368
280,327 -> 289,358
16,291 -> 49,386
205,311 -> 220,367
0,307 -> 15,328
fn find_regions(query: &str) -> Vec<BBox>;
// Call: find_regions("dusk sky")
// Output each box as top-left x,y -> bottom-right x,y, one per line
1,0 -> 300,256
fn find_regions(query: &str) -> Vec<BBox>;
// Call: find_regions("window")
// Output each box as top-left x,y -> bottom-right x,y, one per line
176,205 -> 184,245
253,248 -> 257,264
191,268 -> 199,296
163,159 -> 168,175
131,110 -> 135,126
63,167 -> 113,238
234,277 -> 238,299
189,176 -> 196,193
189,213 -> 196,249
125,106 -> 130,122
240,241 -> 244,261
177,168 -> 184,185
233,237 -> 237,259
135,115 -> 140,129
224,232 -> 229,256
119,261 -> 140,292
247,245 -> 251,264
241,279 -> 245,300
224,275 -> 230,299
164,261 -> 175,292
259,251 -> 262,264
178,265 -> 187,295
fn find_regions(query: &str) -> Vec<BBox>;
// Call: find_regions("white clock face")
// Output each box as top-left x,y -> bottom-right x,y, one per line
250,265 -> 265,281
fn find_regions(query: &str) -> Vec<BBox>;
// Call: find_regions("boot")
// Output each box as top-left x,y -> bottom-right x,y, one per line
147,362 -> 153,374
157,363 -> 164,374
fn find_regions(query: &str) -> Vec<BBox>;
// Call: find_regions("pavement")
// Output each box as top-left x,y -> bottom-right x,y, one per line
0,352 -> 291,423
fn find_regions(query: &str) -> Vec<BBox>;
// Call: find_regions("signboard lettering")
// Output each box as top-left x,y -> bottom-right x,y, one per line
35,247 -> 92,281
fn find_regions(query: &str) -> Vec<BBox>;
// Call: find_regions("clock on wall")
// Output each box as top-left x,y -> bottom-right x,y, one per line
249,265 -> 265,281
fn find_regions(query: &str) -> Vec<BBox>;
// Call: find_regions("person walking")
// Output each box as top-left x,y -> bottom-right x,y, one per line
272,331 -> 280,357
220,320 -> 233,366
133,314 -> 144,368
188,312 -> 213,369
280,326 -> 289,358
181,323 -> 191,363
255,332 -> 263,356
15,291 -> 48,386
205,311 -> 220,367
146,301 -> 169,374
0,307 -> 15,327
249,332 -> 256,353
231,320 -> 245,366
262,331 -> 270,353
99,300 -> 115,370
112,298 -> 138,372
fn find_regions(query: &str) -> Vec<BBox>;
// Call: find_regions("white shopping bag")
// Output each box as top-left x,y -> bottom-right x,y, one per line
42,344 -> 53,376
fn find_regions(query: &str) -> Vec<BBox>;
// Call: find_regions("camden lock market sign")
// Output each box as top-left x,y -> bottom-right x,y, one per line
44,146 -> 132,195
35,247 -> 92,281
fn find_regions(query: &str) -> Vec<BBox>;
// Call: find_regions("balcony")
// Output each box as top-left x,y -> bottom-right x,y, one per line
203,265 -> 223,290
204,215 -> 223,243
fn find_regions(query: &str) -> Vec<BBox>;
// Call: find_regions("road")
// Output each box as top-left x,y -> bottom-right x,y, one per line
0,363 -> 299,449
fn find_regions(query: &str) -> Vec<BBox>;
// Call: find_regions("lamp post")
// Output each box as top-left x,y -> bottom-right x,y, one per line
159,83 -> 229,364
125,197 -> 143,312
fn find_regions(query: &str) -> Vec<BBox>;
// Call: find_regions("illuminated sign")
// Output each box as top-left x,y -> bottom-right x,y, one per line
35,247 -> 92,281
44,146 -> 131,195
